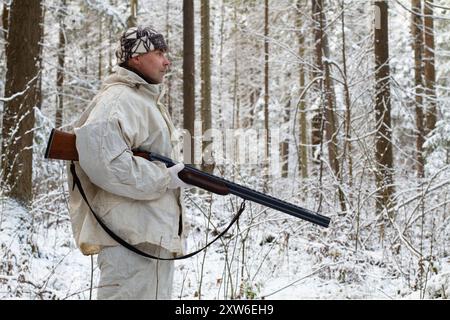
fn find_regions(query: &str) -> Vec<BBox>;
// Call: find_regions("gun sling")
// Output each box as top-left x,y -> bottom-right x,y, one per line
70,162 -> 246,260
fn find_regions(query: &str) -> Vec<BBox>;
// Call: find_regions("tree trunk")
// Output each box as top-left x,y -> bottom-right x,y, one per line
281,98 -> 290,178
374,1 -> 395,219
217,0 -> 225,129
232,0 -> 240,178
36,5 -> 45,111
98,17 -> 103,81
1,0 -> 43,205
311,0 -> 324,160
312,0 -> 345,211
165,0 -> 172,116
55,0 -> 66,128
183,0 -> 195,164
423,1 -> 437,134
127,0 -> 138,28
232,1 -> 238,130
323,43 -> 339,180
313,0 -> 339,179
200,0 -> 213,174
108,1 -> 114,75
411,0 -> 425,178
340,0 -> 353,191
296,0 -> 308,179
263,0 -> 270,190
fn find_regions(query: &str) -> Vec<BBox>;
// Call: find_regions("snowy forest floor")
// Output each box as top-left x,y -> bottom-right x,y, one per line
1,189 -> 449,300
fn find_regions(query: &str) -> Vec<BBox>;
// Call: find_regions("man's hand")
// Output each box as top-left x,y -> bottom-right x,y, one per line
167,163 -> 192,189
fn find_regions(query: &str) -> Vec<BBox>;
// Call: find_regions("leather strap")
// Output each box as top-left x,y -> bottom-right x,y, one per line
70,162 -> 245,260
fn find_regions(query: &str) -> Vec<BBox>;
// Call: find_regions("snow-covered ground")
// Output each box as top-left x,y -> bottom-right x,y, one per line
1,195 -> 448,300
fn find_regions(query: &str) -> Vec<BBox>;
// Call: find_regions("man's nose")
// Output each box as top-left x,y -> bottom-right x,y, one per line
164,57 -> 171,67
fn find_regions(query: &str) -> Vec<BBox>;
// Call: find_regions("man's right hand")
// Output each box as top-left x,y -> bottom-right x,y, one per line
167,163 -> 192,189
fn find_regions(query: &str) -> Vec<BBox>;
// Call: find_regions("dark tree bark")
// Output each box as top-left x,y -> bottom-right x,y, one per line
201,0 -> 213,174
281,98 -> 290,178
296,0 -> 308,179
423,1 -> 437,134
411,0 -> 425,178
263,0 -> 270,190
1,0 -> 44,205
183,0 -> 195,164
311,0 -> 345,211
165,0 -> 173,116
374,1 -> 395,218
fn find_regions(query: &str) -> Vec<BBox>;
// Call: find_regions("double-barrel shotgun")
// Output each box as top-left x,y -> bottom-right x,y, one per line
45,129 -> 330,228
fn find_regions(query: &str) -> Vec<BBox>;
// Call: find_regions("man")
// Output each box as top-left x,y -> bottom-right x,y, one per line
67,26 -> 190,300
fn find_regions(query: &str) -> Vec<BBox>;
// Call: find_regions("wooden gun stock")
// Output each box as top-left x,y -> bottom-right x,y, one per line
45,129 -> 79,161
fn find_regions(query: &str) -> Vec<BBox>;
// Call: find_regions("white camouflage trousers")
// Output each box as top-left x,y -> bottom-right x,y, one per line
96,243 -> 175,300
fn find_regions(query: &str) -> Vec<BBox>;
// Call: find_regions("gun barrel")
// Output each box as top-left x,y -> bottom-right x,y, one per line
148,152 -> 330,228
226,183 -> 330,227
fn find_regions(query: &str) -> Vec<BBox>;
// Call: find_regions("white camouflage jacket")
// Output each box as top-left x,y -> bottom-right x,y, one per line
67,66 -> 188,256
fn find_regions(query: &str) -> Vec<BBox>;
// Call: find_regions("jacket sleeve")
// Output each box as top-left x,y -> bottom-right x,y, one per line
74,115 -> 171,201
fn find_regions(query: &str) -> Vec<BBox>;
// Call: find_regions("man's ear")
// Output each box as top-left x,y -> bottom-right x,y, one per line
129,56 -> 140,67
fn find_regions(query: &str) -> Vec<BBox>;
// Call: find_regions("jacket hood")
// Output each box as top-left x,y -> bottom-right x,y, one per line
102,66 -> 161,98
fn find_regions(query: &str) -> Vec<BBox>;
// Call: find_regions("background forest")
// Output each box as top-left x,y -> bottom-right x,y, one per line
0,0 -> 449,299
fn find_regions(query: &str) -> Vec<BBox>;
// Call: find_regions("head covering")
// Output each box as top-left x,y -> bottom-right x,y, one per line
115,26 -> 168,65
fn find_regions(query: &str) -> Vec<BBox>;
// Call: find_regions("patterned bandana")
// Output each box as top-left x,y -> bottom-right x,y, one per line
115,26 -> 168,65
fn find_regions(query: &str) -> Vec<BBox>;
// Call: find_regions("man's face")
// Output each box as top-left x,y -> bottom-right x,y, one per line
130,49 -> 170,84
